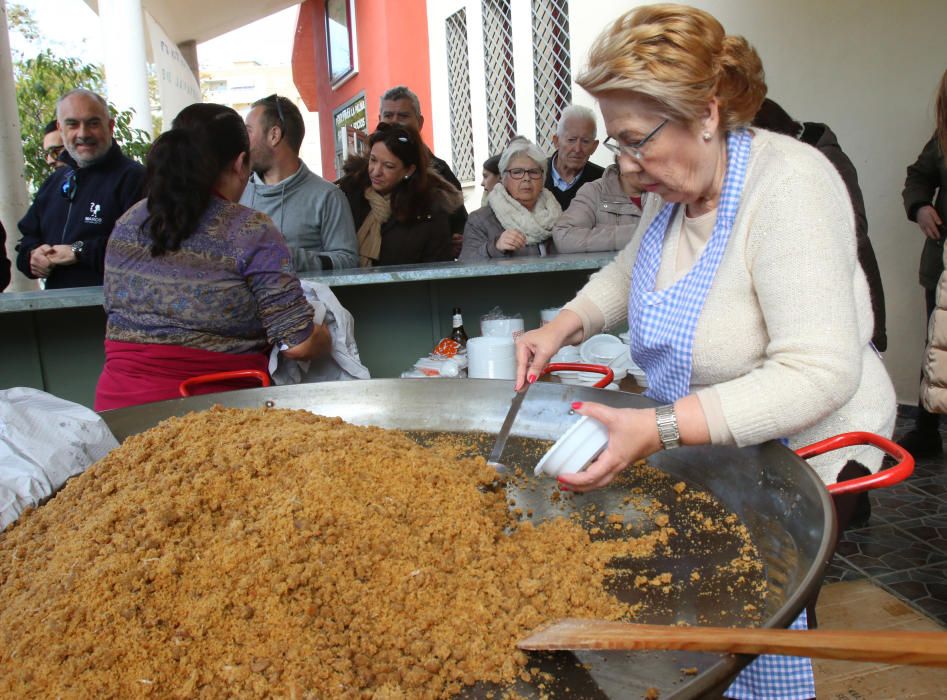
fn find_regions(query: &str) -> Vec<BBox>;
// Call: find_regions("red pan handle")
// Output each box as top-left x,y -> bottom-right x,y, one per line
543,363 -> 615,389
179,370 -> 272,397
793,431 -> 914,495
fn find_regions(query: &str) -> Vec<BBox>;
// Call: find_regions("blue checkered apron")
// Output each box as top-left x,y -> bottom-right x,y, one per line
627,129 -> 816,700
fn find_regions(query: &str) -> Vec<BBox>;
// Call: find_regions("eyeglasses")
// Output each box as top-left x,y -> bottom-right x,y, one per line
266,93 -> 286,129
60,170 -> 77,201
504,167 -> 543,180
602,118 -> 670,160
44,145 -> 64,158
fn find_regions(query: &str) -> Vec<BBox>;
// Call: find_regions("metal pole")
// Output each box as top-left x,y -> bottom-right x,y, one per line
0,0 -> 37,292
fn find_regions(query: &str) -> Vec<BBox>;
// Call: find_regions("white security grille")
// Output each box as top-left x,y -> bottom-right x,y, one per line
532,0 -> 572,153
482,0 -> 518,155
445,10 -> 475,184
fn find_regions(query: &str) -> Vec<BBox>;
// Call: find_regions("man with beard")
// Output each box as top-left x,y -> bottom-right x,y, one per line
42,120 -> 67,170
16,89 -> 145,289
240,94 -> 357,271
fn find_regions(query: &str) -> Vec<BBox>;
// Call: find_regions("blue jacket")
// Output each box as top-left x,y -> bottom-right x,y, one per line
16,142 -> 144,289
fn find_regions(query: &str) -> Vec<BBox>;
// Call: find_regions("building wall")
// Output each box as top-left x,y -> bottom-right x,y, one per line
427,0 -> 947,404
201,61 -> 323,176
292,0 -> 433,180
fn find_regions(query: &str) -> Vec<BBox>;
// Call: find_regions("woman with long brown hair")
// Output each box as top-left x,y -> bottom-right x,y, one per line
338,122 -> 462,266
900,68 -> 947,455
95,104 -> 330,410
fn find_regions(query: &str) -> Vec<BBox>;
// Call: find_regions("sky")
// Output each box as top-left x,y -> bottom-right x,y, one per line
10,0 -> 298,68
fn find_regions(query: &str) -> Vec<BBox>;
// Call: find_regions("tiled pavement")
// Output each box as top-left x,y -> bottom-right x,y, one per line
822,408 -> 947,626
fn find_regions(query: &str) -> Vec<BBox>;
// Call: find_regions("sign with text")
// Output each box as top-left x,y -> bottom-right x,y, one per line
145,13 -> 201,126
333,92 -> 367,175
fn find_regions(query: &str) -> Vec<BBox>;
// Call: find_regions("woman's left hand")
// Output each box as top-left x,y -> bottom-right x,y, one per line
557,402 -> 662,492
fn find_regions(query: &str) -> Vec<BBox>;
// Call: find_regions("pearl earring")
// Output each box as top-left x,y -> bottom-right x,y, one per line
403,175 -> 410,180
702,131 -> 712,142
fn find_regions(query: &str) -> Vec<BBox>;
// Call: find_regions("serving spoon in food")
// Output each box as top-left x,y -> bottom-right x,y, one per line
517,619 -> 947,667
486,380 -> 531,474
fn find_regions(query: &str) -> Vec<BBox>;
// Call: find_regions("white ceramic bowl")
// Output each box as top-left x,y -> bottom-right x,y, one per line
534,415 -> 609,477
551,345 -> 581,363
580,334 -> 627,365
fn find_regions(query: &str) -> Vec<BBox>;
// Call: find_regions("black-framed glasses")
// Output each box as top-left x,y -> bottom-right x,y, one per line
44,145 -> 64,159
60,170 -> 77,201
504,167 -> 543,180
602,118 -> 670,160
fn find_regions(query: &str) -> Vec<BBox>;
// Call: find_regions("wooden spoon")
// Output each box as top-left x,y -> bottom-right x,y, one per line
518,619 -> 947,667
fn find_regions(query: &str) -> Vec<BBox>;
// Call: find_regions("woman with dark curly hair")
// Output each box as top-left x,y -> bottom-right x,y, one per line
338,122 -> 462,267
95,103 -> 330,410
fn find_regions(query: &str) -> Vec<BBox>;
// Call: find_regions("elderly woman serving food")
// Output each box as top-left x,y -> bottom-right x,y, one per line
459,137 -> 561,261
515,5 -> 896,698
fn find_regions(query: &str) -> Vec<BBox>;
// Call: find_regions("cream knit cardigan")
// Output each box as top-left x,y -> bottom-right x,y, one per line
564,130 -> 896,484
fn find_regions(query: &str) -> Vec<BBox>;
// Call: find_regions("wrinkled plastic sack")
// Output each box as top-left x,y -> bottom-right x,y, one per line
269,280 -> 371,384
0,388 -> 119,529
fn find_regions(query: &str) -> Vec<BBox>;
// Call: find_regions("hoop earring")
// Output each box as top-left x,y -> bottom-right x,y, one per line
702,131 -> 712,142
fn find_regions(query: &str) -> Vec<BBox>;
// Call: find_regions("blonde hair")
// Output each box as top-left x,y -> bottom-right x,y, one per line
937,69 -> 947,164
577,4 -> 766,131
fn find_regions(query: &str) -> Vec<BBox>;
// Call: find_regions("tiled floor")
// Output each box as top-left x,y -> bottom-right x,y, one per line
823,408 -> 947,626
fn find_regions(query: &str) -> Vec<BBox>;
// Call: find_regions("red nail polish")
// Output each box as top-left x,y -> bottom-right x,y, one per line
571,401 -> 583,410
528,374 -> 537,384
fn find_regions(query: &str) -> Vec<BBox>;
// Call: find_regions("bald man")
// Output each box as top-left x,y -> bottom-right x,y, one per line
16,89 -> 144,289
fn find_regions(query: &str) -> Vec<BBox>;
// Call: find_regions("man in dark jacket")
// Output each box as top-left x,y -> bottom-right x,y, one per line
544,105 -> 604,211
752,98 -> 887,352
16,89 -> 145,289
378,85 -> 468,256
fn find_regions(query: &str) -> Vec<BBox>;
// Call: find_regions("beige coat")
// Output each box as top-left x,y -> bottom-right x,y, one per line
551,164 -> 644,253
922,256 -> 947,412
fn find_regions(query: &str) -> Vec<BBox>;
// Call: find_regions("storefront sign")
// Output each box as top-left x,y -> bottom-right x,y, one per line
332,92 -> 368,174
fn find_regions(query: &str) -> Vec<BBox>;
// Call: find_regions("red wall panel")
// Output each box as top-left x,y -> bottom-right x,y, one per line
292,0 -> 433,180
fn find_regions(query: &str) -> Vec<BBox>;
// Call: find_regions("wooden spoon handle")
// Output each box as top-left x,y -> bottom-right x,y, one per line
517,619 -> 947,667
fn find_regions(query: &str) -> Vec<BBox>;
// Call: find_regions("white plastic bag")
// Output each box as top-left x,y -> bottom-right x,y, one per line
269,281 -> 371,384
0,388 -> 119,529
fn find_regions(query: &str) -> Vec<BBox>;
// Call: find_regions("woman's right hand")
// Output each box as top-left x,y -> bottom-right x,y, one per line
496,229 -> 527,251
514,310 -> 585,389
282,323 -> 332,362
917,205 -> 944,240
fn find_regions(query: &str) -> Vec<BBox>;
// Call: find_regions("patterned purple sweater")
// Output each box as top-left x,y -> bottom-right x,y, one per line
104,197 -> 314,355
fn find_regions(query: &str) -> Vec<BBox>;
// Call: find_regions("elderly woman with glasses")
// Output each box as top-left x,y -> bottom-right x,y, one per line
337,123 -> 461,267
458,137 -> 562,261
515,6 -> 896,698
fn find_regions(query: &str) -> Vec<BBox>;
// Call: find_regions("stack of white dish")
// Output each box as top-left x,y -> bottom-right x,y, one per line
548,345 -> 617,389
616,332 -> 648,388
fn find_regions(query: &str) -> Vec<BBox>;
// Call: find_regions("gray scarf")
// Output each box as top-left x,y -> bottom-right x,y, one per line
487,184 -> 562,244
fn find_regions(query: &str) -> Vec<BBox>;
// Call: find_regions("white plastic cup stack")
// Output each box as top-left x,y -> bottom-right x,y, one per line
480,317 -> 525,339
467,336 -> 516,379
